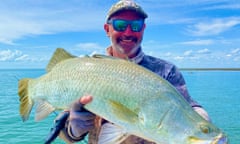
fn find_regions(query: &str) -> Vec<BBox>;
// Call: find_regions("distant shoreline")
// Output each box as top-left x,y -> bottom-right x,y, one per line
180,68 -> 240,71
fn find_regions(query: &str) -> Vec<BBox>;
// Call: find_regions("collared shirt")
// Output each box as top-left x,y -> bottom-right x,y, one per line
106,46 -> 200,107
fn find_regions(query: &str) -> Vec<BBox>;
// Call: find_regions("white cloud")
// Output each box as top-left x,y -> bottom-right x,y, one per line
227,48 -> 240,57
231,48 -> 240,55
188,17 -> 240,36
184,50 -> 193,56
197,48 -> 211,54
0,49 -> 23,61
15,55 -> 29,61
0,49 -> 45,62
180,39 -> 214,46
75,43 -> 104,51
165,52 -> 172,57
174,56 -> 184,60
0,1 -> 107,45
226,48 -> 240,58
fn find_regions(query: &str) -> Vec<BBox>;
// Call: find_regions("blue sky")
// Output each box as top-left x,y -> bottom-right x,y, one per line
0,0 -> 240,69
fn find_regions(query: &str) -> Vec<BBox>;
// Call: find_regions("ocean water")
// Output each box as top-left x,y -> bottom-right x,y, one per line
0,69 -> 239,144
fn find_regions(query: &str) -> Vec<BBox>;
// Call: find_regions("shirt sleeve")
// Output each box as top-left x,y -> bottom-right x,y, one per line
165,65 -> 201,107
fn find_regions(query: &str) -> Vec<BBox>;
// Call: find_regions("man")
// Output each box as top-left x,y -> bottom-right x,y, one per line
58,0 -> 210,143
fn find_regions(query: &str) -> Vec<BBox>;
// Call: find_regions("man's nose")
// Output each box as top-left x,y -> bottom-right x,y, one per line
123,25 -> 133,35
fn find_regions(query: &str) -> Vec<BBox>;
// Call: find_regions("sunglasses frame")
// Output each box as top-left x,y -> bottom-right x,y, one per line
107,19 -> 144,32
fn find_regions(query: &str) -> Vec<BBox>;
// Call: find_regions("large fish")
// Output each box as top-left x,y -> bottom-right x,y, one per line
18,48 -> 228,144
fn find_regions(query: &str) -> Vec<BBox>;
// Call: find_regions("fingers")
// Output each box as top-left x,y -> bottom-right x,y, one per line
80,95 -> 93,105
70,111 -> 96,121
70,117 -> 95,130
71,95 -> 93,112
68,95 -> 95,137
69,94 -> 95,125
69,118 -> 95,137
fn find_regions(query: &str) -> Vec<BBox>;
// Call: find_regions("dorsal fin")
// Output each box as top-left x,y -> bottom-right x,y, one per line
92,54 -> 131,62
92,54 -> 130,62
46,48 -> 76,72
92,54 -> 118,59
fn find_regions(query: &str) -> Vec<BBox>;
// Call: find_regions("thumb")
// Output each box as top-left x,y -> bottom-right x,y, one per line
71,99 -> 84,112
71,95 -> 93,112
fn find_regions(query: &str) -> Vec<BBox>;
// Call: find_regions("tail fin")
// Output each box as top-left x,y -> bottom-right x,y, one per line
18,78 -> 33,122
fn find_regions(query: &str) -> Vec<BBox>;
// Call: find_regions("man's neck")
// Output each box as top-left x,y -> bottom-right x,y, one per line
106,46 -> 144,63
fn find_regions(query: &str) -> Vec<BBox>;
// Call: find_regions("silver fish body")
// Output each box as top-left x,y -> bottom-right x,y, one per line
18,48 -> 228,144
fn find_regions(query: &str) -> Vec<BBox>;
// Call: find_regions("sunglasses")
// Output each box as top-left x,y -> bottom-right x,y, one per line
107,19 -> 144,32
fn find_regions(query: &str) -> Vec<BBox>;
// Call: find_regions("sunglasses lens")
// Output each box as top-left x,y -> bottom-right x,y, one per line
110,19 -> 144,32
131,20 -> 143,32
113,20 -> 128,32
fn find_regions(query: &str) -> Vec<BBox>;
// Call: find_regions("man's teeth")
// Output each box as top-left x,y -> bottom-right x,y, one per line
122,39 -> 132,42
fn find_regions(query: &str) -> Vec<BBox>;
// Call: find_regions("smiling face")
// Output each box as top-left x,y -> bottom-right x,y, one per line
104,10 -> 146,59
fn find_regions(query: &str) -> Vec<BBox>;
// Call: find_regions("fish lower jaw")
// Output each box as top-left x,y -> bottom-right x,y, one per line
211,133 -> 228,144
187,133 -> 228,144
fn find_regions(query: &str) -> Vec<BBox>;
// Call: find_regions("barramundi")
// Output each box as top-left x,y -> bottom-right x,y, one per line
18,48 -> 228,144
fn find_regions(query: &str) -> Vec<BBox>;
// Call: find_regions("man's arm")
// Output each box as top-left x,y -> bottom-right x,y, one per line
166,65 -> 211,122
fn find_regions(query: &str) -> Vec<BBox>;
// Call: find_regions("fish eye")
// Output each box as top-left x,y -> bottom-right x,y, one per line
200,125 -> 210,134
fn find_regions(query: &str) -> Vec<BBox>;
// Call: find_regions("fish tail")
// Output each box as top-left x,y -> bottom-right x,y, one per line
18,78 -> 33,122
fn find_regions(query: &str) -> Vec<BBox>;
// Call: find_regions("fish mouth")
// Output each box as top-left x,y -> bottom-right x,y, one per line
211,133 -> 228,144
188,133 -> 228,144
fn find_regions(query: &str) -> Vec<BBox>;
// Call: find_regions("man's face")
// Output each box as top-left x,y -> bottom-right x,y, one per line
104,10 -> 145,58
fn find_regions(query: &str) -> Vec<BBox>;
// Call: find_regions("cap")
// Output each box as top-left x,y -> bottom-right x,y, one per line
106,0 -> 148,21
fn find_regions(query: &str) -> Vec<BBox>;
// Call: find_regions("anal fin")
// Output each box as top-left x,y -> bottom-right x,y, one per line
98,123 -> 129,144
35,100 -> 55,121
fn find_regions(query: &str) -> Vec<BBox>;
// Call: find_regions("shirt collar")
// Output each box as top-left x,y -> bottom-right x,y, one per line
106,46 -> 144,64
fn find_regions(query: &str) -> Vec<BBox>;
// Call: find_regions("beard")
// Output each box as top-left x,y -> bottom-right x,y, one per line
111,36 -> 142,57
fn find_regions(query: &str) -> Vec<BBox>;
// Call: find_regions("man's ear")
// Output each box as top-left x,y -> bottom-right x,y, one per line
104,24 -> 110,37
142,23 -> 146,31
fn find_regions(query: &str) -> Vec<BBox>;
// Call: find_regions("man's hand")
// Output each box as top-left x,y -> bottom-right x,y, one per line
68,95 -> 96,138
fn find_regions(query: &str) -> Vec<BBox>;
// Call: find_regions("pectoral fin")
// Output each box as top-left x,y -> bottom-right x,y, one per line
108,100 -> 138,123
98,123 -> 129,144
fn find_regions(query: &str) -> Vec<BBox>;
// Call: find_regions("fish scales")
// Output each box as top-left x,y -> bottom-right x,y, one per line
43,57 -> 161,111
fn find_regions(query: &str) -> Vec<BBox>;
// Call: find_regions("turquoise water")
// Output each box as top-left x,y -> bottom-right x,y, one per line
0,69 -> 239,143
